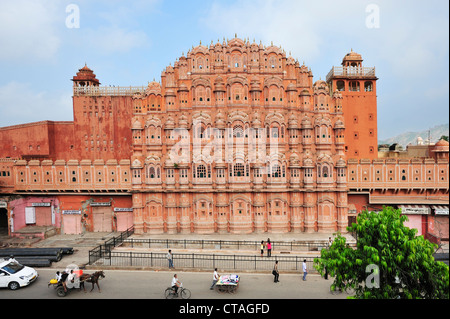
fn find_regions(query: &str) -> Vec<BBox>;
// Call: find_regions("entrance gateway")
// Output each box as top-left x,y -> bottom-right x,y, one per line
0,201 -> 7,235
62,210 -> 82,234
91,202 -> 112,232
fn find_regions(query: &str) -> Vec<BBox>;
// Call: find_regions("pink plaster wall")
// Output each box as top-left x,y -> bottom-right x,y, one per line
9,196 -> 60,232
403,214 -> 423,236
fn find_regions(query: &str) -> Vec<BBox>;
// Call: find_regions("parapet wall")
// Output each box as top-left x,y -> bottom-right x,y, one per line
12,159 -> 131,193
347,158 -> 449,190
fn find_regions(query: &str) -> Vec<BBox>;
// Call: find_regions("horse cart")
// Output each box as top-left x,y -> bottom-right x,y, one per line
48,270 -> 105,297
215,274 -> 240,294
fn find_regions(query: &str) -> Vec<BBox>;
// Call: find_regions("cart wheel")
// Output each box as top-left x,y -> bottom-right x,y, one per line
56,286 -> 67,297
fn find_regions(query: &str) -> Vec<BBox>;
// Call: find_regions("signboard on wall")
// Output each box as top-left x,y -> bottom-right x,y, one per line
432,205 -> 449,215
91,202 -> 111,207
399,205 -> 430,215
114,208 -> 133,212
31,202 -> 51,207
62,210 -> 81,214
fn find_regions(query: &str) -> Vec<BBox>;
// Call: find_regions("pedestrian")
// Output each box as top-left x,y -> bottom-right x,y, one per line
302,259 -> 308,281
267,239 -> 272,257
167,249 -> 174,269
55,271 -> 62,282
210,268 -> 220,290
260,240 -> 265,257
172,274 -> 181,296
324,237 -> 332,280
273,260 -> 280,283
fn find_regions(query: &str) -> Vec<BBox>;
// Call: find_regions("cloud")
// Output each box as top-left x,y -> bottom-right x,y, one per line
81,25 -> 150,55
0,0 -> 62,62
201,0 -> 368,64
0,81 -> 72,127
201,0 -> 449,139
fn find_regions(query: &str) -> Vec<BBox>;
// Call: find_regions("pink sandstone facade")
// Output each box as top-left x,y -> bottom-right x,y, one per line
0,37 -> 448,239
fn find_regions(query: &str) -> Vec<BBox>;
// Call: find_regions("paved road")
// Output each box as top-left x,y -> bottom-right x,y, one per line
0,268 -> 348,300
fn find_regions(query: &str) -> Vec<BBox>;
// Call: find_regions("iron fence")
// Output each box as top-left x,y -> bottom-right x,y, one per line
121,238 -> 337,252
88,226 -> 134,265
89,250 -> 319,273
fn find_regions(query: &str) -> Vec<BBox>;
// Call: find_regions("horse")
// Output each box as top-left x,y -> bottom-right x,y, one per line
80,270 -> 105,293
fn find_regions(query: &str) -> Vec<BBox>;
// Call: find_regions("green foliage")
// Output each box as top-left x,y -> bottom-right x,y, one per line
314,206 -> 449,299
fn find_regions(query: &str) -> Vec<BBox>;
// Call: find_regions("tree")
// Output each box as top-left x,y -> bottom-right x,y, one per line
314,206 -> 449,299
439,135 -> 448,142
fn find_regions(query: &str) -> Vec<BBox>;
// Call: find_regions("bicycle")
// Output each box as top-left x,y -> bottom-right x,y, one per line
164,283 -> 191,299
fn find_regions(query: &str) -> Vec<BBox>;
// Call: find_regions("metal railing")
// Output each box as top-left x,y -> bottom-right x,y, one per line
326,66 -> 376,81
88,226 -> 134,265
73,86 -> 147,97
122,238 -> 336,252
89,250 -> 318,273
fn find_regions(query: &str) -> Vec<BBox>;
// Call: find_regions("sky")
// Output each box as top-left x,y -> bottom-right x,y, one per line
0,0 -> 448,141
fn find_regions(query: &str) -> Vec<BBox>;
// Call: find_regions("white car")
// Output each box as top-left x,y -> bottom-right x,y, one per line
0,259 -> 38,290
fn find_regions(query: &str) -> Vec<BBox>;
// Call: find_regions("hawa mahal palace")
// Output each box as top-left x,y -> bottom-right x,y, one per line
0,37 -> 448,241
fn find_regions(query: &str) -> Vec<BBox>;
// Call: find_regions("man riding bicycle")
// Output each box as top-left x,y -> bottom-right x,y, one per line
171,274 -> 181,296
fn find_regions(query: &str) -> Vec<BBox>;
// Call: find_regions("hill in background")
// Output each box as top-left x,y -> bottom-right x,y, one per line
379,123 -> 449,148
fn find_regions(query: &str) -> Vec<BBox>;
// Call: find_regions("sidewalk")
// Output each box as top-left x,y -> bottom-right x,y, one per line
29,231 -> 120,269
4,231 -> 447,271
23,231 -> 355,270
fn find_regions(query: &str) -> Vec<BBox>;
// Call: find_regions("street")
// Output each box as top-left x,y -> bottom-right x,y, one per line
0,268 -> 348,300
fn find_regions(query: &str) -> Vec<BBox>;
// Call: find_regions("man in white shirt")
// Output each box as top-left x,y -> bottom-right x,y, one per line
302,259 -> 307,281
67,270 -> 75,283
167,250 -> 174,269
210,268 -> 220,290
172,274 -> 181,295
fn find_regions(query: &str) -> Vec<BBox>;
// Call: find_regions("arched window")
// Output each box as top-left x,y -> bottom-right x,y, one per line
336,80 -> 345,91
364,81 -> 373,92
234,163 -> 245,177
271,164 -> 281,178
271,126 -> 279,138
349,81 -> 360,92
197,125 -> 206,138
322,165 -> 329,178
149,167 -> 155,179
269,57 -> 276,69
197,164 -> 206,178
233,56 -> 241,68
233,125 -> 244,138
